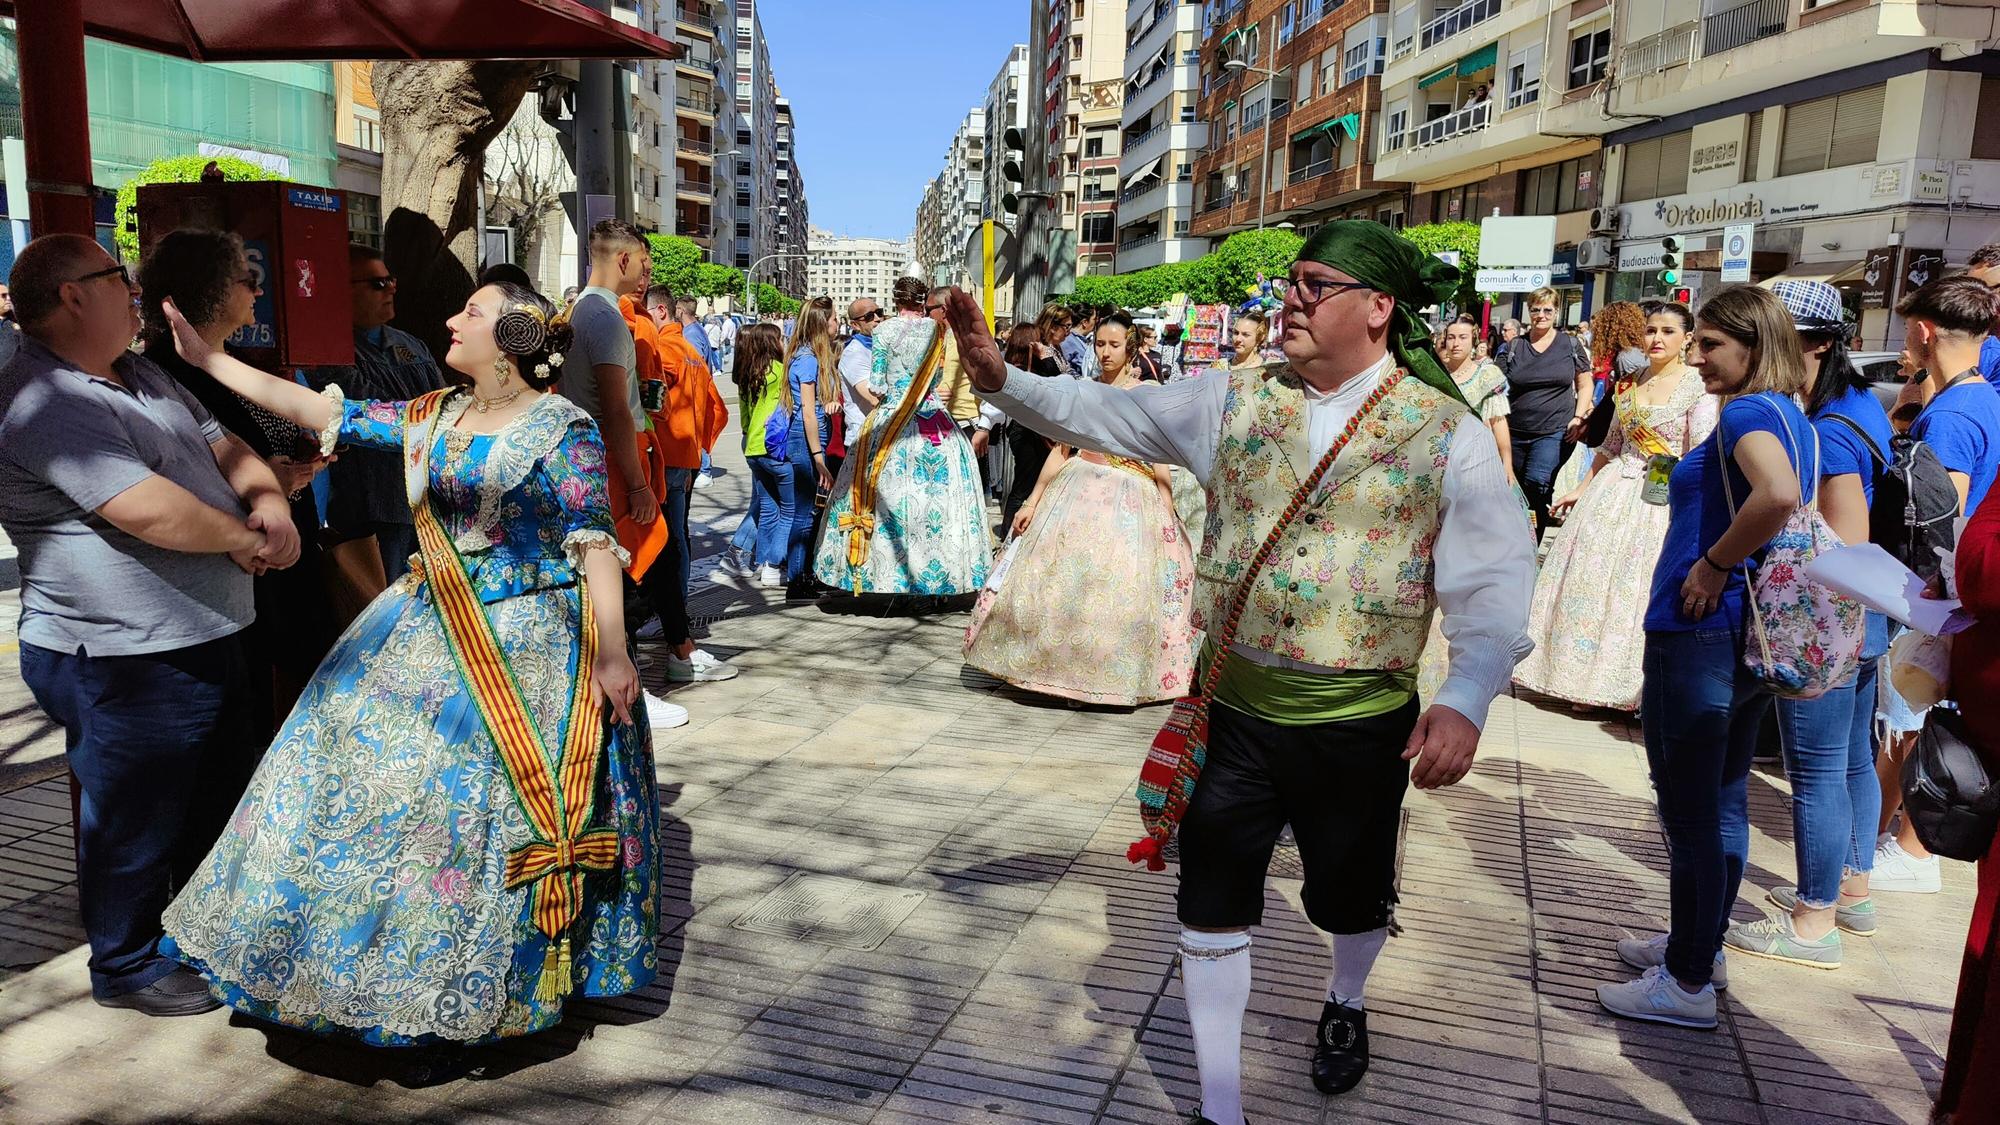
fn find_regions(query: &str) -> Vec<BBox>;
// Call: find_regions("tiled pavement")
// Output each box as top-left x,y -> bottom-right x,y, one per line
0,445 -> 1974,1124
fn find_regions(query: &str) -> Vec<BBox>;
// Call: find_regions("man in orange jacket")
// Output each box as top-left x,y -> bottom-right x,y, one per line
628,283 -> 734,683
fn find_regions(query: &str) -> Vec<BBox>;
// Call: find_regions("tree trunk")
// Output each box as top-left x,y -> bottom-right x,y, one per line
373,61 -> 539,362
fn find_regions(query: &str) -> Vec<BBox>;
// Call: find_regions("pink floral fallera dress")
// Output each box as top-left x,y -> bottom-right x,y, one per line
964,448 -> 1197,707
1513,371 -> 1719,710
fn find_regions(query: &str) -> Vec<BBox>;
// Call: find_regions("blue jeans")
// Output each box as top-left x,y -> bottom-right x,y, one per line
699,449 -> 713,478
732,470 -> 768,555
1641,627 -> 1773,986
1511,429 -> 1572,536
782,428 -> 820,581
747,452 -> 795,569
1775,657 -> 1880,906
19,634 -> 260,997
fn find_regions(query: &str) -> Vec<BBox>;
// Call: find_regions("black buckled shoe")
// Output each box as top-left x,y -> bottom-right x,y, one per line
1310,999 -> 1370,1095
1188,1113 -> 1251,1125
94,968 -> 222,1017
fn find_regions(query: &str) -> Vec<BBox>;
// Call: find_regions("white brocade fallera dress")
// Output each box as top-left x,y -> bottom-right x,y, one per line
963,449 -> 1197,706
1512,373 -> 1719,709
813,316 -> 992,595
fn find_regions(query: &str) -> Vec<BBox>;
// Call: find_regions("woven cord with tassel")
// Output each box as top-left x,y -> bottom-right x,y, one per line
1128,371 -> 1406,871
838,323 -> 949,594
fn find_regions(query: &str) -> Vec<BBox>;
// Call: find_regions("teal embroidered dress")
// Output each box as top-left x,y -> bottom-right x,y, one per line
813,316 -> 992,594
162,389 -> 658,1045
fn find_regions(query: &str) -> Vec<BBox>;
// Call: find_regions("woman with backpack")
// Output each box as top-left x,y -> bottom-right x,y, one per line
1720,281 -> 1896,971
1596,285 -> 1816,1030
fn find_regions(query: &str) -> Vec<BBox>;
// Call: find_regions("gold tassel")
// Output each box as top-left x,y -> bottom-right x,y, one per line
534,935 -> 574,1004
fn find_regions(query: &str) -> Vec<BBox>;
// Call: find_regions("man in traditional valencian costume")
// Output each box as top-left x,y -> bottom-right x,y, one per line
946,222 -> 1536,1124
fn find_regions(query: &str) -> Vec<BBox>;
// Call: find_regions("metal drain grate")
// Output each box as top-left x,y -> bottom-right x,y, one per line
732,873 -> 927,951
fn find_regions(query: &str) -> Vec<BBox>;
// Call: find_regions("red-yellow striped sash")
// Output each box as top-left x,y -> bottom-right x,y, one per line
404,391 -> 611,998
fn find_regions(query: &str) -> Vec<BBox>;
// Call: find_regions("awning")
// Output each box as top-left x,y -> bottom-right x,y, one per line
1333,113 -> 1360,139
1756,259 -> 1864,289
1123,155 -> 1165,188
1456,42 -> 1498,76
1417,64 -> 1456,90
0,0 -> 684,61
1291,118 -> 1339,144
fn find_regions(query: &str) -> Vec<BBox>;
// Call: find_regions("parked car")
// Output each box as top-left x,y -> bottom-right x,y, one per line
1855,350 -> 1911,416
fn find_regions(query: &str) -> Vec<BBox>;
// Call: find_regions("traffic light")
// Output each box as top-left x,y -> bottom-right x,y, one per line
1001,126 -> 1026,216
1658,235 -> 1682,287
1671,286 -> 1694,305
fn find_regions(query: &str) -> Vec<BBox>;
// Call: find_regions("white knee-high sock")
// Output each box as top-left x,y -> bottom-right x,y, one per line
1326,926 -> 1390,1008
1180,929 -> 1252,1125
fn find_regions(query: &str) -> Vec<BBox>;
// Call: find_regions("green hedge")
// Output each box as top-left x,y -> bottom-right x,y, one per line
115,155 -> 282,262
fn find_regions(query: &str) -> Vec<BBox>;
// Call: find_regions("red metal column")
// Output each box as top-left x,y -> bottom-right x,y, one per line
17,0 -> 96,238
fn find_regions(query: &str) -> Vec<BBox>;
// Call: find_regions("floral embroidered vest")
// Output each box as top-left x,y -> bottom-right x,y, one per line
1194,364 -> 1465,670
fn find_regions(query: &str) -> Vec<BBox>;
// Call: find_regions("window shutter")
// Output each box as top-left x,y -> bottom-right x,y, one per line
1622,137 -> 1661,202
1828,84 -> 1884,169
1779,95 -> 1836,177
1657,130 -> 1692,197
1742,111 -> 1763,183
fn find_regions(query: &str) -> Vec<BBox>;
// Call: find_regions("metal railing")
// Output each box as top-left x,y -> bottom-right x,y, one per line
676,176 -> 713,194
1704,0 -> 1789,56
1288,159 -> 1333,185
1126,122 -> 1167,151
1119,175 -> 1165,203
1411,99 -> 1492,148
1621,20 -> 1700,75
674,94 -> 715,115
1199,190 -> 1236,214
674,3 -> 715,30
679,223 -> 712,239
1420,0 -> 1501,51
676,135 -> 713,155
1120,231 -> 1162,250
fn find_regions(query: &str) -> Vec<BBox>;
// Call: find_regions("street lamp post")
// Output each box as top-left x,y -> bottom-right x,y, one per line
744,251 -> 807,316
1223,28 -> 1281,233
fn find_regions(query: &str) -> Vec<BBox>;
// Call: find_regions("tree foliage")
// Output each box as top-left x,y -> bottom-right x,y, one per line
751,282 -> 800,316
1051,229 -> 1290,310
115,155 -> 281,262
1209,229 -> 1305,304
645,233 -> 707,297
1397,221 -> 1483,309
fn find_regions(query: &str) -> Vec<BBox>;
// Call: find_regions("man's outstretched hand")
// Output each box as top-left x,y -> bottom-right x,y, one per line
944,288 -> 1007,393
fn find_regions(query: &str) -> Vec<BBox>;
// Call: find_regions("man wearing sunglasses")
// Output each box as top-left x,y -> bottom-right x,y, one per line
0,233 -> 305,1017
300,244 -> 443,582
837,298 -> 887,462
946,220 -> 1534,1125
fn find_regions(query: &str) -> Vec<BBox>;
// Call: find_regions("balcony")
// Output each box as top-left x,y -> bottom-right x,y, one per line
674,3 -> 715,33
675,93 -> 716,117
676,135 -> 713,156
1120,231 -> 1161,251
1620,20 -> 1699,76
1288,159 -> 1333,185
1420,0 -> 1501,51
1704,0 -> 1789,56
1411,99 -> 1492,147
1199,189 -> 1237,214
676,175 -> 714,198
679,223 -> 712,240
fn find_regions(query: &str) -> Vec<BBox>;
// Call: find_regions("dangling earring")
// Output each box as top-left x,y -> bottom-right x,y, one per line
494,354 -> 511,387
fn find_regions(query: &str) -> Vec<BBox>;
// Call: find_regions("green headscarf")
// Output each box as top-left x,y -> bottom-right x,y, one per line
1296,221 -> 1466,406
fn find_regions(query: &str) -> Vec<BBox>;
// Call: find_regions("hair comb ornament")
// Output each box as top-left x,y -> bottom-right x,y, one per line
494,304 -> 549,356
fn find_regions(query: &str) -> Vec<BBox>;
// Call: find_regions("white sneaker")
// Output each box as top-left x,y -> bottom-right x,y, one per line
1597,964 -> 1718,1029
1872,838 -> 1942,893
634,618 -> 664,641
710,555 -> 754,589
756,565 -> 783,588
666,648 -> 739,683
643,692 -> 689,730
1615,932 -> 1727,990
692,472 -> 715,491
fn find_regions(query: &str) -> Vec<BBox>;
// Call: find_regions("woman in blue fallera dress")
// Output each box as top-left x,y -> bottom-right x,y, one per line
155,282 -> 656,1046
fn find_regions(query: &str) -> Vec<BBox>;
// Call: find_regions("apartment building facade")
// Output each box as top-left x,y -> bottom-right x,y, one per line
913,109 -> 990,291
669,0 -> 734,259
1115,0 -> 1211,271
807,226 -> 914,311
1191,0 -> 1404,247
774,95 -> 809,295
1594,0 -> 2000,345
734,0 -> 779,272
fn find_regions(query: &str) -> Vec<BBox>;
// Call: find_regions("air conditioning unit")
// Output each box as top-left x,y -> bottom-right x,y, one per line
1577,236 -> 1615,271
1588,207 -> 1620,236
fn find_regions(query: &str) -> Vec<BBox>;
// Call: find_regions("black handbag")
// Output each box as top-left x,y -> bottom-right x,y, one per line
1901,706 -> 2000,862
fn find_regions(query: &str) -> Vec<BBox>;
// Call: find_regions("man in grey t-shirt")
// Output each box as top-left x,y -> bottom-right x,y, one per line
0,235 -> 299,1017
559,219 -> 655,527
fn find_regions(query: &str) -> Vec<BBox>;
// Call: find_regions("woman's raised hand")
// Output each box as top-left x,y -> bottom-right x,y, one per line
161,298 -> 217,370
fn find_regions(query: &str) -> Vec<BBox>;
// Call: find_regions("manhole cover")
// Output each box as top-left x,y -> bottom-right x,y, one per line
733,873 -> 927,951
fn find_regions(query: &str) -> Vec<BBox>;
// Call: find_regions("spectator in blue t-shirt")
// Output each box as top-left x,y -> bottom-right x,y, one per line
1902,276 -> 2000,514
1721,281 -> 1895,972
1965,243 -> 2000,385
1599,285 -> 1813,1033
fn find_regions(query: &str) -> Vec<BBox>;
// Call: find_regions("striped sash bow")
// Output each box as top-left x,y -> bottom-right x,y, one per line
404,390 -> 610,1001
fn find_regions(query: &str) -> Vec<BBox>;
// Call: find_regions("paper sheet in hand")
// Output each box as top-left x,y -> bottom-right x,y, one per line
1803,543 -> 1967,636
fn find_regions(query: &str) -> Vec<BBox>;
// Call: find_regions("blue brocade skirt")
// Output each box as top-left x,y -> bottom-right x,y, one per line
161,576 -> 659,1045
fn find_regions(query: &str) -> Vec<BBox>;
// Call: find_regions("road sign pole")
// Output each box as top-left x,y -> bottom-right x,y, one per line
982,220 -> 996,334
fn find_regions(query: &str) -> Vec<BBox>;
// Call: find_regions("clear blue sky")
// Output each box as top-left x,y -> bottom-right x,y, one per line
759,1 -> 1028,242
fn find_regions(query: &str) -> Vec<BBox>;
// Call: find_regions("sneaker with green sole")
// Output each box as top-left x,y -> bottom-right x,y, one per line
1766,886 -> 1877,936
1723,914 -> 1842,969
